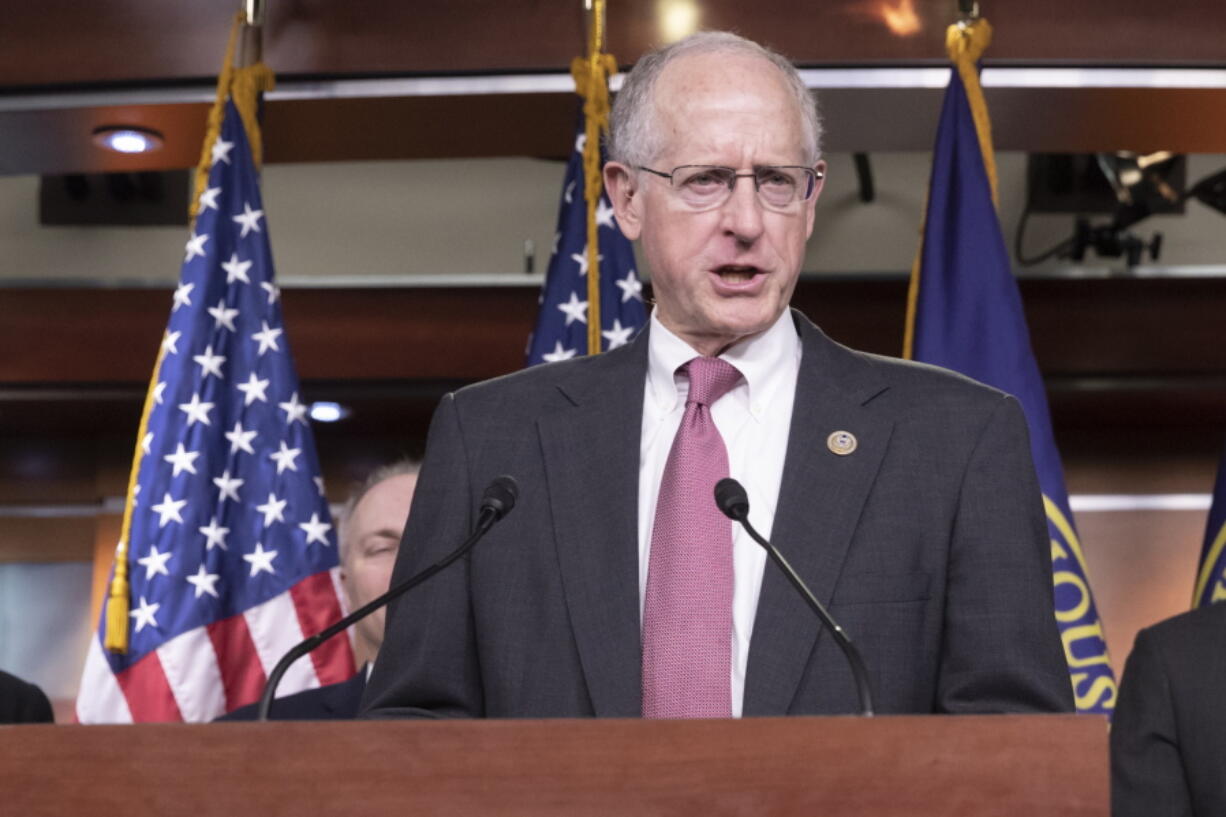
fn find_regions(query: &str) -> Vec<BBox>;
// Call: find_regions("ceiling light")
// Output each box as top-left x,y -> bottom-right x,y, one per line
308,401 -> 351,423
93,126 -> 163,154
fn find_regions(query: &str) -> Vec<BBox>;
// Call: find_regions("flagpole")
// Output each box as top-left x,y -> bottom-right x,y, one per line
572,0 -> 616,355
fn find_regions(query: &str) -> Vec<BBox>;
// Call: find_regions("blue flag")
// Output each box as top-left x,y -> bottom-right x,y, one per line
526,125 -> 646,365
78,91 -> 354,723
1194,444 -> 1226,607
907,37 -> 1116,715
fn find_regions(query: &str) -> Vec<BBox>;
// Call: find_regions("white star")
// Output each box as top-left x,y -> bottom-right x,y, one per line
186,564 -> 221,599
129,595 -> 160,633
236,372 -> 270,405
214,470 -> 243,503
208,299 -> 239,332
243,542 -> 278,577
222,253 -> 252,285
255,493 -> 287,526
542,341 -> 577,363
279,392 -> 308,425
571,246 -> 602,277
233,202 -> 265,238
564,179 -> 576,204
178,393 -> 214,427
193,345 -> 226,380
574,133 -> 586,154
152,381 -> 167,405
150,492 -> 187,527
313,476 -> 326,496
211,138 -> 234,166
269,440 -> 302,474
141,431 -> 153,456
596,198 -> 616,229
551,232 -> 560,255
602,319 -> 635,350
136,545 -> 172,580
225,421 -> 257,455
298,512 -> 333,546
197,185 -> 221,211
198,516 -> 230,551
172,282 -> 194,312
161,330 -> 181,356
184,231 -> 209,262
252,321 -> 283,355
261,281 -> 281,305
163,443 -> 200,476
557,291 -> 588,326
615,269 -> 644,303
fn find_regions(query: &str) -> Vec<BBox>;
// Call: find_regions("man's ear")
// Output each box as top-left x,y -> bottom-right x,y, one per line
603,161 -> 642,241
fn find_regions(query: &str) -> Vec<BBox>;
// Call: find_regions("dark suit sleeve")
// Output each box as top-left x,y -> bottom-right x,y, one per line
360,393 -> 484,718
1111,629 -> 1194,817
937,395 -> 1075,713
0,670 -> 54,724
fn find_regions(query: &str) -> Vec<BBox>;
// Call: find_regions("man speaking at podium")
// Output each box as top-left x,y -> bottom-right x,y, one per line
363,32 -> 1073,719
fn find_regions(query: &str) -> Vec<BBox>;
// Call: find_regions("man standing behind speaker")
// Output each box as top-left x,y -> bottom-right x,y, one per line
221,461 -> 418,720
364,31 -> 1072,720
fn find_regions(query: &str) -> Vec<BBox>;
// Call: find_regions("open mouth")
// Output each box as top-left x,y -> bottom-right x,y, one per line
714,265 -> 762,284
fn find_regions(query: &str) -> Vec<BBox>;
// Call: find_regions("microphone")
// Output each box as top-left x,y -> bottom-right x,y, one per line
714,477 -> 875,716
255,475 -> 519,720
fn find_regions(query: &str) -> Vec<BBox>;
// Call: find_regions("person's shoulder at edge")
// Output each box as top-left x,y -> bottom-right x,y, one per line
1135,600 -> 1226,652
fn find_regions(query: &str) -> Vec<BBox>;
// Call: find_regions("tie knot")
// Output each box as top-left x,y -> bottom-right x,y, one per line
683,357 -> 742,407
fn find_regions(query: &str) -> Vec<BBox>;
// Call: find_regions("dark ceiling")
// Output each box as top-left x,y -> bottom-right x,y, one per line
4,0 -> 1226,175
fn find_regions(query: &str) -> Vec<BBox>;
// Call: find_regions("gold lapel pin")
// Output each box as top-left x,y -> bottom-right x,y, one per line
827,430 -> 858,456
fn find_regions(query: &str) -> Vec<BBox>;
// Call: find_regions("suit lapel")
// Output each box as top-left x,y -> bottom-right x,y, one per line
539,331 -> 648,717
743,314 -> 893,715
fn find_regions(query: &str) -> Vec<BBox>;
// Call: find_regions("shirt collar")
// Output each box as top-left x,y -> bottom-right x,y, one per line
646,308 -> 801,415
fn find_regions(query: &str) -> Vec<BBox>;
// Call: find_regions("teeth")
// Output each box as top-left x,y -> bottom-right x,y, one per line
718,267 -> 757,283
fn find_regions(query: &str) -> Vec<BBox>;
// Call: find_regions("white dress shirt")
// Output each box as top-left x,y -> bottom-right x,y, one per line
638,308 -> 801,716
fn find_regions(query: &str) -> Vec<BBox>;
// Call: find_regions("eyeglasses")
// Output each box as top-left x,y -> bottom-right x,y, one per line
638,164 -> 823,211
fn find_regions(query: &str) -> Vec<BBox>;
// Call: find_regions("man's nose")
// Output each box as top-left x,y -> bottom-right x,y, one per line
721,175 -> 765,243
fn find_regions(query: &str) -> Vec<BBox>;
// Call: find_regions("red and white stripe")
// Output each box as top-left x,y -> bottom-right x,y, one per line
76,569 -> 354,723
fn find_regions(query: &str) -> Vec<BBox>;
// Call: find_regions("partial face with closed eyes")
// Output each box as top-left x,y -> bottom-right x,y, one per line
339,472 -> 417,665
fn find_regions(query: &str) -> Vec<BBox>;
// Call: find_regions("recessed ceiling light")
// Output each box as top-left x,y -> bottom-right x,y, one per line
93,126 -> 164,154
309,401 -> 351,423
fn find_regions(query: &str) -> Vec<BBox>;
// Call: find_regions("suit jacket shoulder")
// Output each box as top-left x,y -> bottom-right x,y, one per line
1112,603 -> 1226,817
0,670 -> 54,724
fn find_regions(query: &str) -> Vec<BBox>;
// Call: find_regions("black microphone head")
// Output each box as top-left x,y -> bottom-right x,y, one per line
481,475 -> 519,520
714,477 -> 749,520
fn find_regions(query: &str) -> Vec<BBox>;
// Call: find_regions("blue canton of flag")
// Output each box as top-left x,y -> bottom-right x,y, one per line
1194,443 -> 1226,607
526,127 -> 646,365
77,98 -> 354,723
909,55 -> 1117,714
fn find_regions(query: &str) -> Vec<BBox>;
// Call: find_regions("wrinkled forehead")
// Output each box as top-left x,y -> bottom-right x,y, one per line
648,52 -> 808,162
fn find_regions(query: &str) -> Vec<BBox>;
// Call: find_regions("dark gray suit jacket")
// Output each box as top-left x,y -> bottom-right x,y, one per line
1111,602 -> 1226,817
363,311 -> 1073,718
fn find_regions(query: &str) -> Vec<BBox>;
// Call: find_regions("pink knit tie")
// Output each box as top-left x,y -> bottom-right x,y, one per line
642,356 -> 743,719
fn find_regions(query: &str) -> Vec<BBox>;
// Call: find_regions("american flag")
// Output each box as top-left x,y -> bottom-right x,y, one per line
526,126 -> 647,365
75,95 -> 355,723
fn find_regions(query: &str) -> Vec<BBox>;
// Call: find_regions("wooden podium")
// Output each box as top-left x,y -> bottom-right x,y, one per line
4,715 -> 1106,816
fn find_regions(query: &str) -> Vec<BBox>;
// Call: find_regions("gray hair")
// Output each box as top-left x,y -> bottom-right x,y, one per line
608,31 -> 822,168
338,459 -> 420,563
